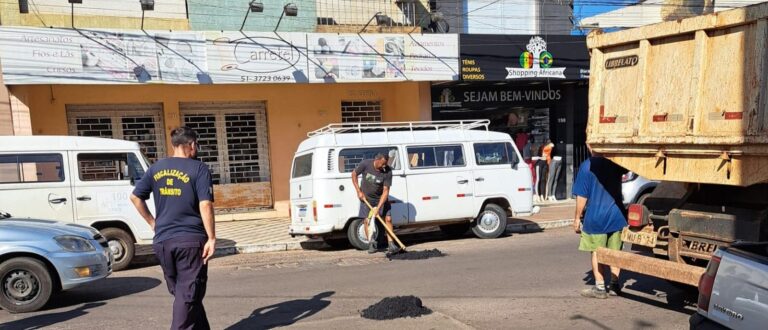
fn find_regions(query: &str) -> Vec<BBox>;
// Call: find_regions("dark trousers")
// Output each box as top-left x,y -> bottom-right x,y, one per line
153,236 -> 210,330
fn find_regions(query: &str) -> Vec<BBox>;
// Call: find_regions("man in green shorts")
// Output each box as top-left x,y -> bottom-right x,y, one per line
572,153 -> 628,299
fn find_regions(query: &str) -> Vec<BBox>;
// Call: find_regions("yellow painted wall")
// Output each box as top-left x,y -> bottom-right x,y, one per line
9,82 -> 431,211
0,2 -> 188,30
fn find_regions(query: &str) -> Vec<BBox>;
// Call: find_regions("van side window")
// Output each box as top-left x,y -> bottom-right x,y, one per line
407,145 -> 465,169
77,153 -> 144,182
338,147 -> 400,173
292,153 -> 313,178
474,143 -> 519,166
0,154 -> 64,184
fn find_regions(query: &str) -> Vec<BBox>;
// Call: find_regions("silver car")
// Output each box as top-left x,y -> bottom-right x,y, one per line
0,212 -> 112,313
621,172 -> 658,206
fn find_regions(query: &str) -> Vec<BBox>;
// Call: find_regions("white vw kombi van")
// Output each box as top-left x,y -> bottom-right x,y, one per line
0,136 -> 154,270
289,120 -> 539,250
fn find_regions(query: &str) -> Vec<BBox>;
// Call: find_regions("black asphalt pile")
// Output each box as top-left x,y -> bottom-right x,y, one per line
386,249 -> 445,260
360,296 -> 433,320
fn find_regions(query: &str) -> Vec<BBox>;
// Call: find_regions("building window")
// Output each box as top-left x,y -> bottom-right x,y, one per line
341,101 -> 382,123
66,104 -> 167,163
180,101 -> 270,185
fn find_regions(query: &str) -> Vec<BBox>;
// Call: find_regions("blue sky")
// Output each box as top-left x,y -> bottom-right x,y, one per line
572,0 -> 641,34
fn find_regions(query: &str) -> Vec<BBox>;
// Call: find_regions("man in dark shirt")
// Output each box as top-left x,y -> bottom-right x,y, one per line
130,127 -> 215,330
351,153 -> 397,253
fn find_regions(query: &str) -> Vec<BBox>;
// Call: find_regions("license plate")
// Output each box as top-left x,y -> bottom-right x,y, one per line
621,227 -> 657,248
298,208 -> 307,218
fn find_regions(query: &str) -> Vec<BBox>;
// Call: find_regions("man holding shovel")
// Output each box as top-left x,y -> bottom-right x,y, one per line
351,153 -> 400,254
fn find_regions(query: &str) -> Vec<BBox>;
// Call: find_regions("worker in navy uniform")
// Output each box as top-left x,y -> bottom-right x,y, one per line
130,127 -> 216,330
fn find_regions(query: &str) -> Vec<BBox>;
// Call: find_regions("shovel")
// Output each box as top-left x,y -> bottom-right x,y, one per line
362,198 -> 407,251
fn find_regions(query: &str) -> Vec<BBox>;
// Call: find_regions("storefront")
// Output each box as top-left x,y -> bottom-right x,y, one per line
0,27 -> 458,214
432,34 -> 590,200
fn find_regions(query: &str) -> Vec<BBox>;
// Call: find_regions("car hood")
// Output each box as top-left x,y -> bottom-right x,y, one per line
0,218 -> 97,239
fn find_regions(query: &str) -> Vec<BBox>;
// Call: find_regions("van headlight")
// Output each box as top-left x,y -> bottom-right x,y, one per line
55,235 -> 96,252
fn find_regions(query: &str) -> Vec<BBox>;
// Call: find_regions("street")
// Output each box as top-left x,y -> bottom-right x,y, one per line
1,228 -> 696,329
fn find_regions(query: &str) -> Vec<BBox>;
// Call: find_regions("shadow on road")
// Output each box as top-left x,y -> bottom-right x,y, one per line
571,314 -> 657,330
45,276 -> 162,310
0,302 -> 106,329
226,291 -> 335,330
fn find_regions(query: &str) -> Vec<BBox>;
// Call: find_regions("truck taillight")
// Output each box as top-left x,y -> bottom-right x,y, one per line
627,204 -> 645,227
697,255 -> 722,312
312,200 -> 317,219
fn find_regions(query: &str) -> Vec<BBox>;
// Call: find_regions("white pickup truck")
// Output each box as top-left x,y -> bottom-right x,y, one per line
690,242 -> 768,329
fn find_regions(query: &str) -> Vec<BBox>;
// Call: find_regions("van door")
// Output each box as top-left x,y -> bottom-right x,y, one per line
0,153 -> 74,222
337,147 -> 409,226
472,142 -> 532,213
404,144 -> 475,222
70,151 -> 154,241
290,152 -> 315,224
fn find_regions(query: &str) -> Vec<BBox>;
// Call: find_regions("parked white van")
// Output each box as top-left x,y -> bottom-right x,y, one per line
289,120 -> 539,249
0,136 -> 153,270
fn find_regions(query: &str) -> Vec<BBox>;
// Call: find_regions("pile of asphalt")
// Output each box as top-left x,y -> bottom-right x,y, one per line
360,296 -> 433,320
386,249 -> 445,260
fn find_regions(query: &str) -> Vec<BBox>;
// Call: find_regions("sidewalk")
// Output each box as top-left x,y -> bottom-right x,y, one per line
212,201 -> 575,256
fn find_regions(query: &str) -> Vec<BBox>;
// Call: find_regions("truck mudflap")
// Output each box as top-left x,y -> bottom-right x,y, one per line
595,247 -> 705,286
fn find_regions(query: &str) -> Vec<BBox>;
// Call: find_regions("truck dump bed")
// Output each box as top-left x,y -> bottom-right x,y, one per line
586,3 -> 768,186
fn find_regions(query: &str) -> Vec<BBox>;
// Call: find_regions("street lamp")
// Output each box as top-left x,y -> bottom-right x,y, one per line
240,1 -> 264,31
274,3 -> 298,32
140,0 -> 155,29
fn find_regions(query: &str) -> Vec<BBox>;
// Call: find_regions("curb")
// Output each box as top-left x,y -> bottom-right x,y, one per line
506,219 -> 574,233
212,219 -> 575,257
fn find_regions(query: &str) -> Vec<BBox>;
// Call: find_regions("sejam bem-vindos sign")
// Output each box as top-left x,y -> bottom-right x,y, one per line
0,27 -> 459,85
459,34 -> 590,82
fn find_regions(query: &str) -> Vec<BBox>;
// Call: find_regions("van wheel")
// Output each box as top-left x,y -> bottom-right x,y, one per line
101,228 -> 134,272
440,222 -> 470,237
347,218 -> 378,251
472,204 -> 508,239
0,257 -> 53,313
322,238 -> 350,249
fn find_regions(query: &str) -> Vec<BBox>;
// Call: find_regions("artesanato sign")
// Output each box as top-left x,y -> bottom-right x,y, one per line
505,36 -> 566,79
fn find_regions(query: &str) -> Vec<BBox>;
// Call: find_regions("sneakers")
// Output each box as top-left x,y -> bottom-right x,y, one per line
580,286 -> 608,299
609,282 -> 622,296
387,241 -> 402,254
368,241 -> 378,254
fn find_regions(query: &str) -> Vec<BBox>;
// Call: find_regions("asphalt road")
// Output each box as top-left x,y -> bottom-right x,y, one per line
1,228 -> 697,329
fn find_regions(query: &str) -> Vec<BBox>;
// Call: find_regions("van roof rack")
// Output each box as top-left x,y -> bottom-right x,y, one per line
307,120 -> 490,137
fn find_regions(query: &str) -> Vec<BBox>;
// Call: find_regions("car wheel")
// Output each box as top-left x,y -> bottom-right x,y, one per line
322,238 -> 350,249
0,257 -> 53,313
440,222 -> 470,237
101,227 -> 135,272
472,203 -> 508,239
347,218 -> 378,250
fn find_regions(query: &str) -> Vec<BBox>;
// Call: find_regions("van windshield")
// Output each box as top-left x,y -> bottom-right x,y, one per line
292,153 -> 312,178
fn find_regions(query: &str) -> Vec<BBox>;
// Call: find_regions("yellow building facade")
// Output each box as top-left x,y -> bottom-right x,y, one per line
8,82 -> 432,214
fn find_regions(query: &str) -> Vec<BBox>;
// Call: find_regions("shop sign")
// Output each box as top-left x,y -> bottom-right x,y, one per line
432,85 -> 564,109
460,34 -> 589,82
0,27 -> 459,85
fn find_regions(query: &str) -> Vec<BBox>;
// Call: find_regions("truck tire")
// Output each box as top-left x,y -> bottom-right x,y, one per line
472,203 -> 508,239
101,227 -> 135,271
440,222 -> 470,237
0,257 -> 53,313
322,238 -> 350,249
347,218 -> 378,250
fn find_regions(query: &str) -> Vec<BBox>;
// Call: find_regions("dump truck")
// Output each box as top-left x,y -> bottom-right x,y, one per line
586,2 -> 768,286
